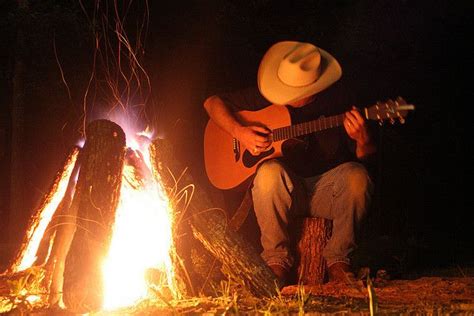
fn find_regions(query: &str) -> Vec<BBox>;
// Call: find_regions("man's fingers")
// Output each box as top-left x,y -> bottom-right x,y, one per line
243,126 -> 273,154
345,114 -> 356,128
346,111 -> 364,129
348,107 -> 364,124
256,141 -> 271,148
351,109 -> 364,124
344,119 -> 354,132
255,134 -> 271,142
251,126 -> 271,134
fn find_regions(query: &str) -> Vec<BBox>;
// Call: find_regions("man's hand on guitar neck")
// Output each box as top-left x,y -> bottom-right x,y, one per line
234,125 -> 272,155
343,106 -> 376,159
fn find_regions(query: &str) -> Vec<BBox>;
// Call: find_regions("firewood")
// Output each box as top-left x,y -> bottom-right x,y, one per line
150,139 -> 279,298
36,148 -> 81,270
62,120 -> 126,313
6,147 -> 81,274
44,154 -> 83,307
46,193 -> 82,307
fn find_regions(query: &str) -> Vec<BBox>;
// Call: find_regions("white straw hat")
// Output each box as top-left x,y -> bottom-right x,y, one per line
257,41 -> 342,105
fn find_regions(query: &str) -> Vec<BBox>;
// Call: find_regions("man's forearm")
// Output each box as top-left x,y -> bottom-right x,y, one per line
204,95 -> 243,137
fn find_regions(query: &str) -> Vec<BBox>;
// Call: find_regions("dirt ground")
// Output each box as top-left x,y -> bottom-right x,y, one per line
281,276 -> 474,315
2,267 -> 474,315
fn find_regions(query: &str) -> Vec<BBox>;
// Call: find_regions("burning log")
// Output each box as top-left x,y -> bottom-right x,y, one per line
36,151 -> 81,270
6,147 -> 81,274
3,119 -> 186,313
61,119 -> 126,313
292,217 -> 332,285
0,146 -> 81,312
150,139 -> 279,298
45,156 -> 83,307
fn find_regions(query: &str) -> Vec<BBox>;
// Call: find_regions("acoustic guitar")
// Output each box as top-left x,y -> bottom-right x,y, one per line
204,97 -> 415,190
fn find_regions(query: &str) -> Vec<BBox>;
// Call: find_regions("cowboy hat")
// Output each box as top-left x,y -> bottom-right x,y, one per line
257,41 -> 342,105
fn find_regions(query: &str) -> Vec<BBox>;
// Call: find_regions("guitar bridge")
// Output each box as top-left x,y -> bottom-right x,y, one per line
233,138 -> 240,162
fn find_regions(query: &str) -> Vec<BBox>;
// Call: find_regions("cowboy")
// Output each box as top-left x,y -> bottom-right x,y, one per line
203,41 -> 377,285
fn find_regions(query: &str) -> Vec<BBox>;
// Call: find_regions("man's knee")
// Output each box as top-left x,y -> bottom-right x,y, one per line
339,162 -> 373,198
253,160 -> 293,193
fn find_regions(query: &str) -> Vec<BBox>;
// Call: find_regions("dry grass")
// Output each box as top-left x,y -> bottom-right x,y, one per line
2,269 -> 474,315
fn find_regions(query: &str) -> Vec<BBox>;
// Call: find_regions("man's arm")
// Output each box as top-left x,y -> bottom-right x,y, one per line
203,95 -> 271,154
204,95 -> 242,139
343,106 -> 377,160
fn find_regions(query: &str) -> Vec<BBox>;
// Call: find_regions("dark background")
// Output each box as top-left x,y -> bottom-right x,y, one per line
0,0 -> 472,275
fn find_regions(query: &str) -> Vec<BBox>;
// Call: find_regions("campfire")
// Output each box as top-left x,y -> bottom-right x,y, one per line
1,119 -> 181,313
1,118 -> 284,315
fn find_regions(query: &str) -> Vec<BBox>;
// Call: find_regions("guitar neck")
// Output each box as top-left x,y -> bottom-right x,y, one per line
272,112 -> 351,141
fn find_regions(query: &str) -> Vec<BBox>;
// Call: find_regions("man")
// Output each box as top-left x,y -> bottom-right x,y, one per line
203,41 -> 376,285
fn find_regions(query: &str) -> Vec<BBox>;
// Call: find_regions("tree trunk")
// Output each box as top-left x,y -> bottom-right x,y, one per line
292,217 -> 333,285
62,120 -> 125,313
150,139 -> 278,298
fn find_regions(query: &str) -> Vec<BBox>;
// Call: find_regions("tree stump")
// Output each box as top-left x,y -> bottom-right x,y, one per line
62,120 -> 125,313
292,217 -> 333,285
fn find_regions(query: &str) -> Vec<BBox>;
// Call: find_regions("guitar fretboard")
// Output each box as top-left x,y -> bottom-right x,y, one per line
272,113 -> 346,141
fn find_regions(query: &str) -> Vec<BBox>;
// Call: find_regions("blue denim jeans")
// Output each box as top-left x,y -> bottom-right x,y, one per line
251,159 -> 373,270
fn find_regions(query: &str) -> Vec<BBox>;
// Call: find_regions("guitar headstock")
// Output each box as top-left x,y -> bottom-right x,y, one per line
365,97 -> 415,125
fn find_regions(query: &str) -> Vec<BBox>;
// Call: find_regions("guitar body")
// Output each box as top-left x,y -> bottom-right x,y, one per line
204,104 -> 291,190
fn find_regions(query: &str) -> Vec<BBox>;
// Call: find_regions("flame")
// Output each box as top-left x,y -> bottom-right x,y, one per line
14,149 -> 79,272
102,132 -> 178,310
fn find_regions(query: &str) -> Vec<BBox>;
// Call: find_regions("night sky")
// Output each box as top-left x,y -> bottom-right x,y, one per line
0,1 -> 472,273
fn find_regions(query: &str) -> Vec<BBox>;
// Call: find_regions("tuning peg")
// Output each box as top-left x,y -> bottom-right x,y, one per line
390,118 -> 395,125
399,117 -> 406,124
378,120 -> 384,126
396,96 -> 406,105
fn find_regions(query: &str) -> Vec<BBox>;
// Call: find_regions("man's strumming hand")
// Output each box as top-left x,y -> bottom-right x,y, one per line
233,125 -> 272,155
